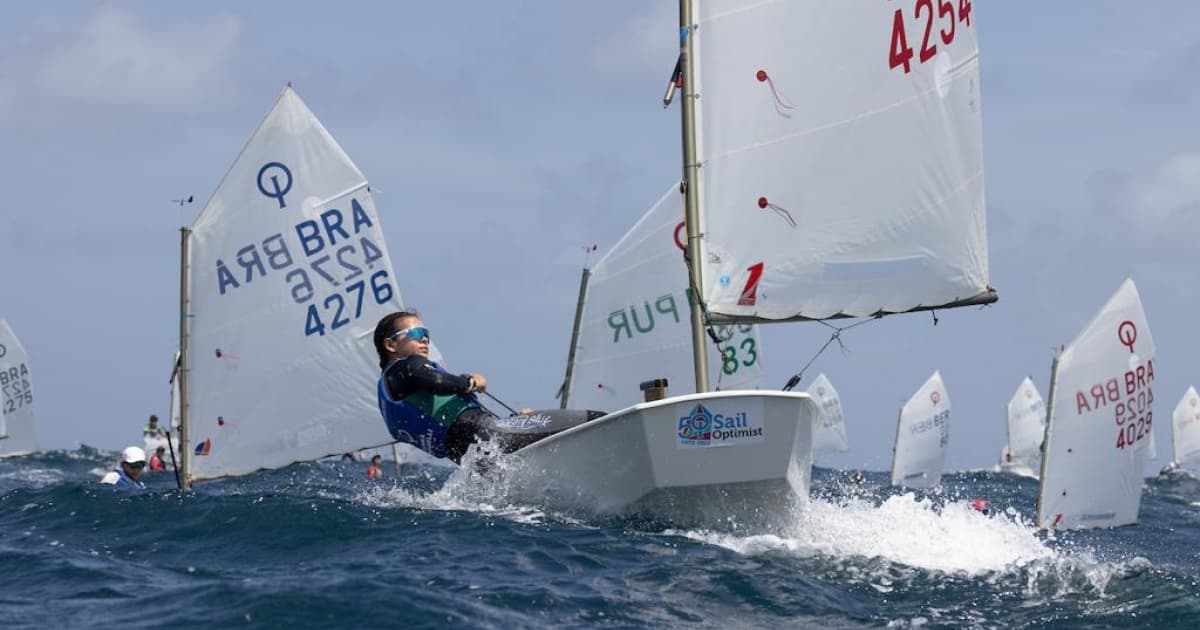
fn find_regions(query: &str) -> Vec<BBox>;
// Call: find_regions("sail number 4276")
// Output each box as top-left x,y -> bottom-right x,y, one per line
889,0 -> 973,74
305,270 -> 394,337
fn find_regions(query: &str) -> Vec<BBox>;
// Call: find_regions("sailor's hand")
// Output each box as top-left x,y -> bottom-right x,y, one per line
518,407 -> 534,415
469,373 -> 488,393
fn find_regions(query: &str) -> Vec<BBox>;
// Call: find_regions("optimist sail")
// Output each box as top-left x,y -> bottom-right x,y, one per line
1172,387 -> 1200,469
1037,278 -> 1156,530
563,185 -> 762,411
807,373 -> 848,454
0,319 -> 38,456
691,1 -> 991,322
182,86 -> 411,483
891,371 -> 950,489
1005,377 -> 1046,466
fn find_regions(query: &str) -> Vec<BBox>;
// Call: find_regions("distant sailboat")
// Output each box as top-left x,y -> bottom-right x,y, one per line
997,377 -> 1044,478
174,86 -> 418,487
1036,278 -> 1155,530
558,183 -> 763,412
1163,387 -> 1200,473
0,319 -> 38,457
891,371 -> 951,489
807,374 -> 848,455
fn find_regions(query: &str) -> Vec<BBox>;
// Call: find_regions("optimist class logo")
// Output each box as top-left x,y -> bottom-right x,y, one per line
1117,320 -> 1137,353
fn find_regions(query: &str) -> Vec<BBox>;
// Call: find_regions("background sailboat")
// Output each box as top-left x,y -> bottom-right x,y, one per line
1165,386 -> 1200,473
997,376 -> 1045,478
807,373 -> 849,456
559,183 -> 762,412
176,86 -> 419,486
1037,278 -> 1155,530
0,319 -> 38,457
891,371 -> 950,489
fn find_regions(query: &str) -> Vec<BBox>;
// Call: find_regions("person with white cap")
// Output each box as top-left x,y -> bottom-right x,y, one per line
100,446 -> 148,489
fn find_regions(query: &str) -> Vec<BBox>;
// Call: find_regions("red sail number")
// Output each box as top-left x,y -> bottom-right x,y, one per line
888,0 -> 973,74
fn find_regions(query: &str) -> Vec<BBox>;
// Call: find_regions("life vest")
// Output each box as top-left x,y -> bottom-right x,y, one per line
377,360 -> 481,458
100,468 -> 146,490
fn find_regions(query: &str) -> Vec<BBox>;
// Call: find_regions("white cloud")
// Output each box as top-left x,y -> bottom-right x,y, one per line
38,5 -> 238,108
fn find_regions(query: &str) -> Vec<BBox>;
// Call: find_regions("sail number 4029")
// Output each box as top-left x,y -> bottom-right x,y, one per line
889,0 -> 973,74
304,270 -> 394,337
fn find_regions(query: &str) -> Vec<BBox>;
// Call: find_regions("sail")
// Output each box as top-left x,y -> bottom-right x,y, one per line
1005,377 -> 1045,464
184,86 -> 409,482
891,371 -> 950,489
0,319 -> 38,456
565,185 -> 763,411
1172,387 -> 1200,468
1037,278 -> 1155,530
691,2 -> 990,321
807,373 -> 848,454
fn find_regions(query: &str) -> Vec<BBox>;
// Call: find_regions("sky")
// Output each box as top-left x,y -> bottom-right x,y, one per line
0,2 -> 1197,474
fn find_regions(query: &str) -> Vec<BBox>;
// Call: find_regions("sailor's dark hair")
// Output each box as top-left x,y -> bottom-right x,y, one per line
149,414 -> 159,423
373,310 -> 421,370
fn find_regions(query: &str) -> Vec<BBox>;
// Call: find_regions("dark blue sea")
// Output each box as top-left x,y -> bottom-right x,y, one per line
1,448 -> 1197,629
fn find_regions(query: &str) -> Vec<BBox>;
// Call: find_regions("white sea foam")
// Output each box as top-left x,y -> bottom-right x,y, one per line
676,493 -> 1054,576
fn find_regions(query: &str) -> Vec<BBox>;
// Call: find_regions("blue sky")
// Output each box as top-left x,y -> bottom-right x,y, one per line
1,2 -> 1196,474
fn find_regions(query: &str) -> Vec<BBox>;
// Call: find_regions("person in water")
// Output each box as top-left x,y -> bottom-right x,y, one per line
149,446 -> 167,472
374,311 -> 495,463
366,454 -> 383,479
101,446 -> 148,489
374,311 -> 603,464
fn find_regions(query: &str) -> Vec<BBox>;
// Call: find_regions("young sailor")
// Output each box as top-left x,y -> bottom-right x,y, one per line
373,311 -> 599,464
101,446 -> 148,489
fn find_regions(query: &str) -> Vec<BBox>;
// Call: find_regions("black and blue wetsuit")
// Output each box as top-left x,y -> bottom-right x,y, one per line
378,355 -> 604,464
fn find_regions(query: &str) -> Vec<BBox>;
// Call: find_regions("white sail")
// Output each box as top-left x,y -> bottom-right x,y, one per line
1005,377 -> 1045,464
0,319 -> 38,456
1172,387 -> 1200,468
184,86 -> 409,482
565,184 -> 763,411
1037,278 -> 1155,530
807,373 -> 848,454
891,371 -> 950,489
691,2 -> 990,321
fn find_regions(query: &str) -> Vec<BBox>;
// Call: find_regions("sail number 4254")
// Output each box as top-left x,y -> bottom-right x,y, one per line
889,0 -> 973,74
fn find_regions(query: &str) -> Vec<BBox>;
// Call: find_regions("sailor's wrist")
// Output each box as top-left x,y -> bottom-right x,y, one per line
466,376 -> 476,393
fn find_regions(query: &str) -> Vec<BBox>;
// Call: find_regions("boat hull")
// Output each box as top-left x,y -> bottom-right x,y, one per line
505,391 -> 817,527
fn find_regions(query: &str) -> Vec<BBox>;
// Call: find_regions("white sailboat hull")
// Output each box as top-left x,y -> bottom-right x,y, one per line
506,391 -> 816,527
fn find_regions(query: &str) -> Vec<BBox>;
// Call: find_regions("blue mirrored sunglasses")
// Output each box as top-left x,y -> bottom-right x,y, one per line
390,326 -> 430,342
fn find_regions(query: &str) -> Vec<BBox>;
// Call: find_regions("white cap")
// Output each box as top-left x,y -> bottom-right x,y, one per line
122,446 -> 147,464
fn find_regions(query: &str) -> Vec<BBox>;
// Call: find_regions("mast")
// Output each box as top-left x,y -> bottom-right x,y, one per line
890,405 -> 902,483
558,268 -> 590,408
678,0 -> 709,393
1035,356 -> 1060,527
178,227 -> 192,489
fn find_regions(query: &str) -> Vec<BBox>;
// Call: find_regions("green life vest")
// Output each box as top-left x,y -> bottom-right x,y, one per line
401,391 -> 477,428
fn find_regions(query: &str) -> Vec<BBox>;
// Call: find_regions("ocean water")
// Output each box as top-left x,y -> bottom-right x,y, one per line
1,448 -> 1197,629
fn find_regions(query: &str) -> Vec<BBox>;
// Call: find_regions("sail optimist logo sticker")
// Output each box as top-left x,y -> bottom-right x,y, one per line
677,404 -> 764,448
